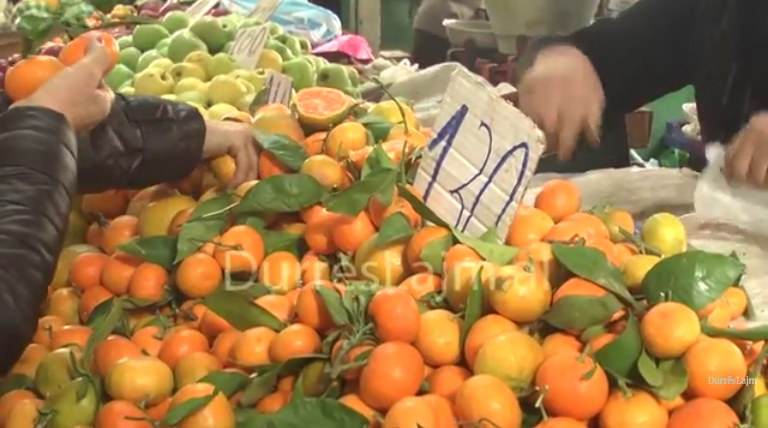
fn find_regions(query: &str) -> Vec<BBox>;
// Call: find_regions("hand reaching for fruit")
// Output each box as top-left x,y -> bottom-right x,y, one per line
11,35 -> 113,130
203,119 -> 259,187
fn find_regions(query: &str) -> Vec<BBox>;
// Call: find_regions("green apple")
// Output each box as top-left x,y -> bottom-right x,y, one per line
282,58 -> 316,90
147,58 -> 174,72
158,46 -> 169,58
169,63 -> 207,82
162,11 -> 191,33
267,22 -> 283,37
207,103 -> 239,121
167,30 -> 208,63
256,49 -> 283,73
135,50 -> 164,72
316,63 -> 352,90
161,94 -> 178,102
275,34 -> 302,57
117,36 -> 133,50
238,79 -> 255,93
206,52 -> 239,77
177,91 -> 208,105
236,93 -> 256,112
118,47 -> 142,71
133,24 -> 171,52
189,16 -> 230,53
183,52 -> 214,74
119,86 -> 135,96
302,55 -> 325,72
105,64 -> 134,91
265,40 -> 294,62
346,66 -> 360,87
228,69 -> 269,92
222,41 -> 233,54
207,75 -> 248,105
156,38 -> 171,51
174,77 -> 206,95
218,16 -> 239,43
297,37 -> 311,53
133,69 -> 175,96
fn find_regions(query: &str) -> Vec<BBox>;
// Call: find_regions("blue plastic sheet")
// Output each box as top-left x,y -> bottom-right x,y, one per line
225,0 -> 342,45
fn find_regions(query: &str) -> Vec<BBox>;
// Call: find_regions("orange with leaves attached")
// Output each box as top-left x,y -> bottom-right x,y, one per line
534,352 -> 609,420
368,287 -> 421,343
506,205 -> 554,247
359,341 -> 424,411
534,179 -> 580,222
170,382 -> 235,428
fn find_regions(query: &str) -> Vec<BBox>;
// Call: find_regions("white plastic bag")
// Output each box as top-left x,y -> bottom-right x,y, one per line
694,144 -> 768,236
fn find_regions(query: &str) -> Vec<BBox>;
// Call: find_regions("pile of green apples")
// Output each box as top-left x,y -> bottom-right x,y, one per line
107,11 -> 362,119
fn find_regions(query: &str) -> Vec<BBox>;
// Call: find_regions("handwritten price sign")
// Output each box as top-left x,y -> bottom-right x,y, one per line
265,72 -> 293,106
248,0 -> 285,21
229,25 -> 270,70
413,67 -> 546,241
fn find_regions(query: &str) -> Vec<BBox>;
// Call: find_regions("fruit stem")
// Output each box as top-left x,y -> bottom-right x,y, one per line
198,201 -> 239,220
577,344 -> 591,363
617,379 -> 632,398
371,77 -> 410,134
533,386 -> 549,420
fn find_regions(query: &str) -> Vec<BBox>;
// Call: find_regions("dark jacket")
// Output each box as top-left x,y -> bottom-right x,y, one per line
557,0 -> 764,144
0,94 -> 205,375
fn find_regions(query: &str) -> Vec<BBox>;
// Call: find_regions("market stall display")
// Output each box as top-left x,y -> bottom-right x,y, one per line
3,10 -> 364,109
1,4 -> 768,428
1,80 -> 768,426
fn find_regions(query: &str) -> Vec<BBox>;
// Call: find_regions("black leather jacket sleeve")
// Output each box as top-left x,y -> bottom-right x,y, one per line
0,106 -> 77,375
0,94 -> 205,374
77,94 -> 206,193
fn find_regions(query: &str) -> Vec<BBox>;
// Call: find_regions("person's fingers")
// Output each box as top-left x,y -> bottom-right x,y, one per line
67,35 -> 112,82
725,133 -> 752,183
556,107 -> 582,161
246,140 -> 259,181
584,98 -> 603,147
748,145 -> 768,188
229,144 -> 251,187
527,99 -> 559,154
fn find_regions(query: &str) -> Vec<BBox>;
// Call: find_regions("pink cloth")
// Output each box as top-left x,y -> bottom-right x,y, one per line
312,34 -> 373,61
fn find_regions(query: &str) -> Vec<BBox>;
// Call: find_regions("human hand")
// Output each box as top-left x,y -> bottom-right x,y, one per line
204,120 -> 259,187
518,45 -> 604,160
724,112 -> 768,188
14,35 -> 113,131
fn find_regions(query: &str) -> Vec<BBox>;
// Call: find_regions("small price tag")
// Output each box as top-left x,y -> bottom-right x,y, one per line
247,0 -> 285,22
265,72 -> 293,106
413,66 -> 546,241
185,0 -> 218,22
229,24 -> 270,71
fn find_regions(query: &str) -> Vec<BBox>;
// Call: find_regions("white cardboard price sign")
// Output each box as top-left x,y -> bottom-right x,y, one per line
265,72 -> 293,106
185,0 -> 218,22
248,0 -> 285,22
229,25 -> 270,71
413,67 -> 546,241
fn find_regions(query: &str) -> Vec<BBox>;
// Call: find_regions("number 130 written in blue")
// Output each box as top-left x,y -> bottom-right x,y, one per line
421,104 -> 531,233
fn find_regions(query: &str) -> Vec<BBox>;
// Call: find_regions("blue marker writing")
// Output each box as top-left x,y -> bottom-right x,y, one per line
423,104 -> 531,233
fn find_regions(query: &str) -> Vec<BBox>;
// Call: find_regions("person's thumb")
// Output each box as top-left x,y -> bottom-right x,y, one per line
67,35 -> 112,80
